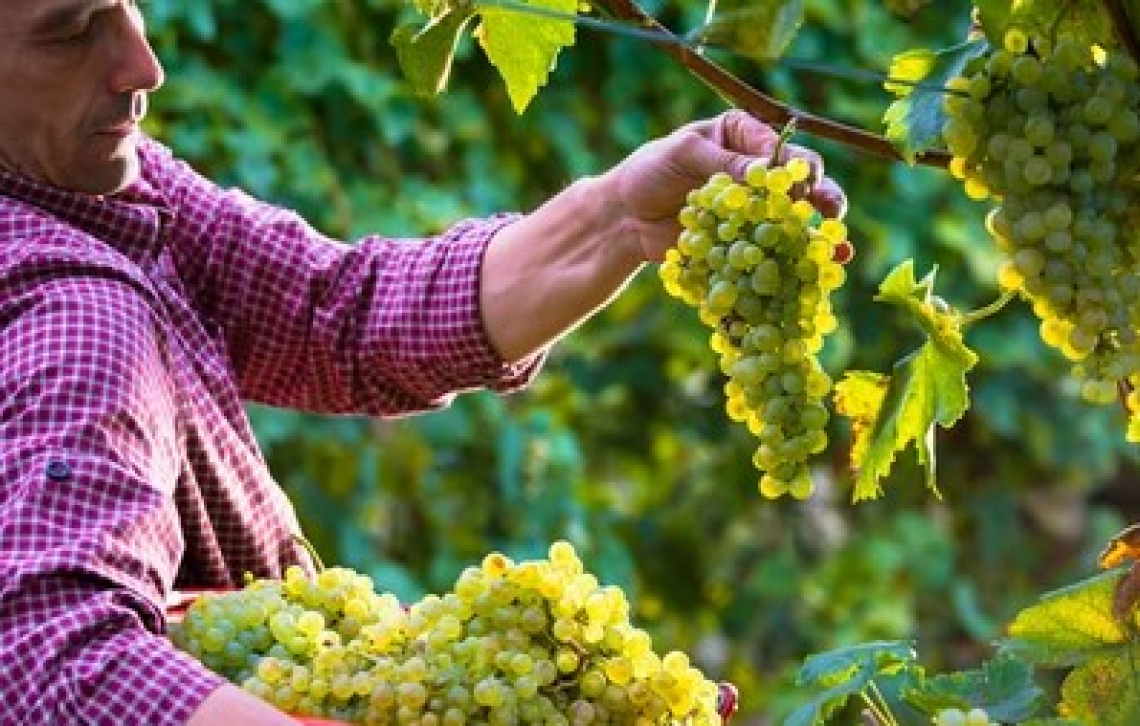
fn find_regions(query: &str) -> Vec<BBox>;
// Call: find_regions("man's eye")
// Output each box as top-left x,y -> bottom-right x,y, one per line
58,24 -> 93,42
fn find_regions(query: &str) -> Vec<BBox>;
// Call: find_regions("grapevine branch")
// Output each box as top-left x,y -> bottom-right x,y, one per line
590,0 -> 952,169
1104,0 -> 1140,65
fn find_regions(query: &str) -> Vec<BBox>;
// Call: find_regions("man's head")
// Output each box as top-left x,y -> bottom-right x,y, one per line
0,0 -> 165,196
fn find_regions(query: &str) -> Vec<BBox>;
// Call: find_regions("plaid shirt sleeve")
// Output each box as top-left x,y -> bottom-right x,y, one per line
0,251 -> 224,724
147,140 -> 545,415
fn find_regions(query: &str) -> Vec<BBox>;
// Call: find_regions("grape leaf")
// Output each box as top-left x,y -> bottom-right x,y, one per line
974,0 -> 1114,50
391,9 -> 475,97
833,261 -> 978,502
875,261 -> 978,369
687,0 -> 805,63
474,0 -> 577,112
998,569 -> 1140,725
1001,571 -> 1133,668
783,641 -> 918,726
882,40 -> 986,164
904,653 -> 1043,722
1058,646 -> 1140,726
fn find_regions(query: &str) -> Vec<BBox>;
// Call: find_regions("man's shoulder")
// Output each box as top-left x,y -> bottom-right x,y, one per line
0,200 -> 130,265
0,200 -> 155,305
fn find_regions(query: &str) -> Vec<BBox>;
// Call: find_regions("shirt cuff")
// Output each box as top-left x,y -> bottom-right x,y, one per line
442,213 -> 548,394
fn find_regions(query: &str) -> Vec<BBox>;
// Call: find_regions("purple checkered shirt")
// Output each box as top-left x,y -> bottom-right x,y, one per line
0,137 -> 540,724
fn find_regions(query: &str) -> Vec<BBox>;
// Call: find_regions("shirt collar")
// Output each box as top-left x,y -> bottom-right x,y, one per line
0,137 -> 171,264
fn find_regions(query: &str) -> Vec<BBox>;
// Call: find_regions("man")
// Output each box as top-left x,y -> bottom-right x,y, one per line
0,1 -> 846,724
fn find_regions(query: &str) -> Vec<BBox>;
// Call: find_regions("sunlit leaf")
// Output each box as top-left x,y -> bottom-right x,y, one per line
834,262 -> 977,501
883,40 -> 986,163
474,0 -> 577,112
1099,524 -> 1140,569
688,0 -> 805,62
1002,571 -> 1133,668
875,261 -> 977,369
974,0 -> 1114,50
391,9 -> 475,97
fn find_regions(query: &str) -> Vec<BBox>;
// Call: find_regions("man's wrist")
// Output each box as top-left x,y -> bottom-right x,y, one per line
583,171 -> 647,268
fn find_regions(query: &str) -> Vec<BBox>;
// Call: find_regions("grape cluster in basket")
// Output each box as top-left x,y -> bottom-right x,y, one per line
171,541 -> 730,725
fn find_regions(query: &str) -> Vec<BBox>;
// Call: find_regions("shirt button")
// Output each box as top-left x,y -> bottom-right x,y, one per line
46,459 -> 71,482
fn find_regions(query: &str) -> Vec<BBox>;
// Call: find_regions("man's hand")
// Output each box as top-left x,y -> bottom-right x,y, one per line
600,109 -> 848,262
187,683 -> 300,725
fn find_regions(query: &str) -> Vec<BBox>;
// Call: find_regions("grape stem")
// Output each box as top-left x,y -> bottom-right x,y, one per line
292,533 -> 327,573
1103,0 -> 1140,65
590,0 -> 952,168
860,709 -> 886,726
959,290 -> 1017,328
862,680 -> 900,726
770,118 -> 798,167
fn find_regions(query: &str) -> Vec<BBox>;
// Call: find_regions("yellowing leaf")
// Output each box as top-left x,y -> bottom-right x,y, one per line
475,0 -> 577,112
1100,524 -> 1140,570
834,370 -> 889,466
1004,572 -> 1132,667
884,48 -> 935,95
834,261 -> 979,502
1058,647 -> 1140,726
882,41 -> 986,163
837,344 -> 971,502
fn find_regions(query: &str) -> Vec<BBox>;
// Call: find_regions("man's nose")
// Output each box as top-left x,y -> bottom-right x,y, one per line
108,6 -> 165,96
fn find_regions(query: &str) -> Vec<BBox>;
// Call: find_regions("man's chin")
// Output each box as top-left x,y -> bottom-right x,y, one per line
69,152 -> 141,197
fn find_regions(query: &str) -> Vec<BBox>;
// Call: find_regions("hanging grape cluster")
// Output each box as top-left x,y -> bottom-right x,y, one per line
942,27 -> 1140,438
171,541 -> 726,724
659,159 -> 848,500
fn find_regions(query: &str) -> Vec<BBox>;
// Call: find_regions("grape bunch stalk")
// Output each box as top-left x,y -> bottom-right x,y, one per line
942,26 -> 1140,438
659,155 -> 848,500
170,541 -> 727,724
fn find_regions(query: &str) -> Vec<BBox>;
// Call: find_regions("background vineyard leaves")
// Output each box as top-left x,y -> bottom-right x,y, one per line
142,0 -> 1140,720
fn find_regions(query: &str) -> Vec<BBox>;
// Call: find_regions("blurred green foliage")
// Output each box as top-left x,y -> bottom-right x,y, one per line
144,0 -> 1140,720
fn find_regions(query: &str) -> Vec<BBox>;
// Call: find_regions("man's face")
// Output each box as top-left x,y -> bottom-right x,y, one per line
0,0 -> 165,196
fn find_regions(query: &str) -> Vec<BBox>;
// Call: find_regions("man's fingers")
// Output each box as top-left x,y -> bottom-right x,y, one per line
704,109 -> 781,157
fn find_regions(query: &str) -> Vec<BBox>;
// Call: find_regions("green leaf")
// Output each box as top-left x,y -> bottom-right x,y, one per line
391,9 -> 476,98
882,40 -> 986,163
1059,645 -> 1140,726
834,262 -> 978,501
1001,570 -> 1133,668
904,653 -> 1043,722
784,641 -> 918,726
688,0 -> 805,63
474,0 -> 578,112
874,261 -> 978,370
974,0 -> 1114,49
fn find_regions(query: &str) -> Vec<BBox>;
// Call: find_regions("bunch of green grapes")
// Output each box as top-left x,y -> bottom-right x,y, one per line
942,27 -> 1140,439
932,706 -> 999,726
171,541 -> 726,724
659,160 -> 848,500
